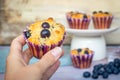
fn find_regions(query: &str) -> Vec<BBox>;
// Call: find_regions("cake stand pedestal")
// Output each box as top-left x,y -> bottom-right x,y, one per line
66,27 -> 119,61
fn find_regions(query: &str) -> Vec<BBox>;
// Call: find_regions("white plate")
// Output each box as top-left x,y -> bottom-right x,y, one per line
66,27 -> 120,36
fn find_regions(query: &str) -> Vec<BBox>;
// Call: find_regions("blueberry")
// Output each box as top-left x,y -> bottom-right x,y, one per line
83,71 -> 91,78
42,22 -> 50,28
108,62 -> 114,66
114,58 -> 120,63
24,30 -> 31,39
99,11 -> 103,13
105,67 -> 112,74
104,12 -> 109,14
118,67 -> 120,72
93,11 -> 97,14
98,69 -> 104,75
84,50 -> 89,54
102,72 -> 109,79
41,29 -> 50,38
77,48 -> 82,52
112,67 -> 119,75
92,73 -> 99,79
103,64 -> 109,70
83,14 -> 87,18
94,64 -> 103,70
114,62 -> 120,68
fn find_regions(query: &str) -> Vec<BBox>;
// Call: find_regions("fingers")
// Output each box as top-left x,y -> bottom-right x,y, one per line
42,60 -> 60,80
22,48 -> 33,64
10,34 -> 26,56
34,47 -> 63,74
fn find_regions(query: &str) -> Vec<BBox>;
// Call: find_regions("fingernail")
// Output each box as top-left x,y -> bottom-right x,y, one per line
51,47 -> 62,59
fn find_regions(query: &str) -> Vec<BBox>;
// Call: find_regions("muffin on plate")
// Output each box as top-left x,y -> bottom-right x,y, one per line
66,11 -> 91,29
92,11 -> 113,29
71,48 -> 94,68
23,18 -> 66,59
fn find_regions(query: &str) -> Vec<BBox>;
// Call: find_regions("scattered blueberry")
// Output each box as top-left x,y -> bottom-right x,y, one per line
42,22 -> 50,28
98,69 -> 104,75
83,71 -> 91,78
112,67 -> 119,75
92,73 -> 99,79
83,58 -> 120,79
41,29 -> 50,38
114,58 -> 120,64
102,72 -> 109,79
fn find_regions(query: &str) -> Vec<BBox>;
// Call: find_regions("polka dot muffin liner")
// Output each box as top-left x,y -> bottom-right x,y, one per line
92,11 -> 113,29
66,12 -> 91,29
70,48 -> 94,69
23,18 -> 66,59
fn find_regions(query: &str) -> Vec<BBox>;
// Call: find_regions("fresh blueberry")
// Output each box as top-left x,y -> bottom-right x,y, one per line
92,73 -> 99,79
84,50 -> 89,54
83,71 -> 91,78
102,72 -> 109,79
93,11 -> 97,14
114,62 -> 120,68
94,64 -> 103,70
41,29 -> 50,38
24,30 -> 31,39
104,12 -> 109,14
42,22 -> 50,28
105,67 -> 112,74
114,58 -> 120,64
83,14 -> 87,18
98,69 -> 104,75
99,11 -> 103,13
112,67 -> 119,75
77,48 -> 82,52
108,62 -> 114,66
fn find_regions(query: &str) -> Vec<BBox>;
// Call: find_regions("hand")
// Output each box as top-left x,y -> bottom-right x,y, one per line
5,34 -> 63,80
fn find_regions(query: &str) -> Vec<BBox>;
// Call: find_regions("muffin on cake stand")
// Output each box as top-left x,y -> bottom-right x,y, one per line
66,26 -> 119,61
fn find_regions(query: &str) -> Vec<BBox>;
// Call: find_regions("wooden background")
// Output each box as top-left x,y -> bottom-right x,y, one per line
0,0 -> 120,45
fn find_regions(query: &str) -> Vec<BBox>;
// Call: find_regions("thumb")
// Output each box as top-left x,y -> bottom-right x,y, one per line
34,47 -> 63,73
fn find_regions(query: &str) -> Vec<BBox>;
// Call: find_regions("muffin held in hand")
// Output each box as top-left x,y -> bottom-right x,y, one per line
23,18 -> 66,59
92,11 -> 113,29
71,48 -> 94,69
66,11 -> 91,29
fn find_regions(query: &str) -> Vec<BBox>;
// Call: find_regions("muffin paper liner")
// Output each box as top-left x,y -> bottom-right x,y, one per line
71,53 -> 94,69
66,14 -> 91,29
23,30 -> 66,59
92,16 -> 113,29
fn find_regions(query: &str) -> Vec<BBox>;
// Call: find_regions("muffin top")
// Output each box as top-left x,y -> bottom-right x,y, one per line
71,48 -> 93,56
66,11 -> 91,19
24,18 -> 65,46
92,11 -> 113,17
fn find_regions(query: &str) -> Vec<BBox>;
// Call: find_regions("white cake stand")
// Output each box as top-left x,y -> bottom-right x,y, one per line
66,27 -> 119,61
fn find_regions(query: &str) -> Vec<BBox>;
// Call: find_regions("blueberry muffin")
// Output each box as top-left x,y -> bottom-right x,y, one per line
66,11 -> 91,29
23,18 -> 66,59
92,11 -> 113,29
71,48 -> 94,68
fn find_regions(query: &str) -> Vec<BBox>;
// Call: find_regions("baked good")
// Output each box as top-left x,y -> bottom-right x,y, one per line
66,11 -> 91,29
23,18 -> 66,59
71,48 -> 94,68
92,11 -> 113,29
